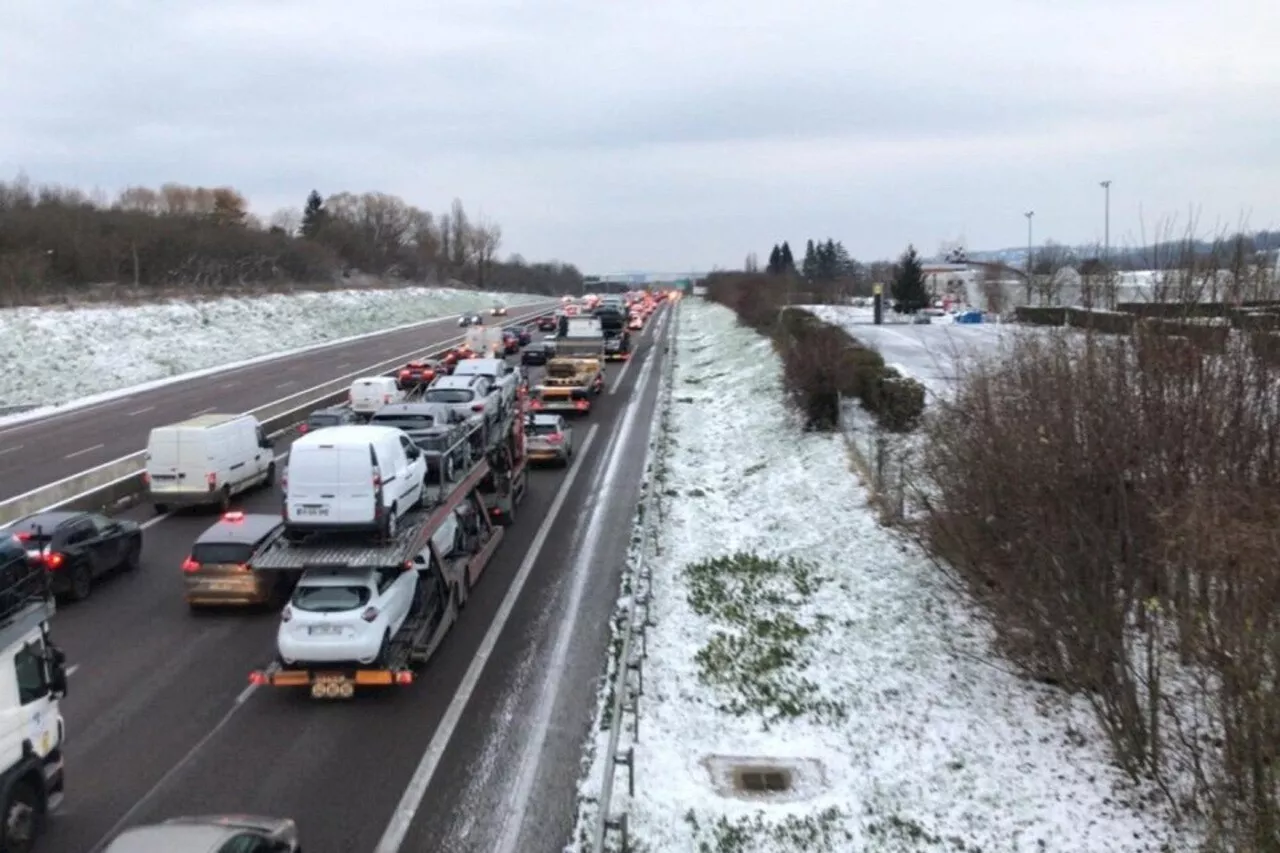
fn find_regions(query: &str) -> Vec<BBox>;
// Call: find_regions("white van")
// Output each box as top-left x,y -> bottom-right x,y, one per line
349,377 -> 404,418
145,414 -> 275,514
464,327 -> 506,358
283,425 -> 427,539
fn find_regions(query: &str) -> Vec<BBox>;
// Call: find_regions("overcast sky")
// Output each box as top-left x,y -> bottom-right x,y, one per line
2,0 -> 1277,273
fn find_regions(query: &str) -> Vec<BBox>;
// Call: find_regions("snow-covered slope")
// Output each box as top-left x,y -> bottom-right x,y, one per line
0,286 -> 543,407
572,298 -> 1186,852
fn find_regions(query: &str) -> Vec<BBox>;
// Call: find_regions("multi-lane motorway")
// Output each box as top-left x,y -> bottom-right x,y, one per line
36,302 -> 671,853
0,301 -> 559,501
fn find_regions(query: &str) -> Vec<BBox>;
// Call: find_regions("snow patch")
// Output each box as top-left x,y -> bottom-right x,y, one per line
0,285 -> 544,412
573,298 -> 1187,853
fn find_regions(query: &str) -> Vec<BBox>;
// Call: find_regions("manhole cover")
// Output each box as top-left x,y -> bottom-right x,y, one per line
705,755 -> 823,801
735,768 -> 792,793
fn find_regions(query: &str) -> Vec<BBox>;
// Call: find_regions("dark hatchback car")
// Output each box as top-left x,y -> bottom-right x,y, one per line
299,406 -> 359,436
183,511 -> 289,609
521,341 -> 557,366
11,511 -> 143,601
504,324 -> 533,346
537,314 -> 558,332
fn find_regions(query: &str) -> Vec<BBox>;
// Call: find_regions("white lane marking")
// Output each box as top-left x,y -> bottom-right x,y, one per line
0,444 -> 22,457
139,450 -> 291,530
235,683 -> 258,705
276,381 -> 296,389
335,362 -> 352,370
219,380 -> 239,389
66,664 -> 80,677
87,694 -> 256,853
191,407 -> 215,416
374,422 -> 603,853
127,406 -> 155,416
494,327 -> 659,852
64,443 -> 104,460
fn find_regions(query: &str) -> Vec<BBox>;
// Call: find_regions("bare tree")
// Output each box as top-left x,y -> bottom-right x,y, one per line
470,220 -> 502,288
744,252 -> 759,273
269,208 -> 302,236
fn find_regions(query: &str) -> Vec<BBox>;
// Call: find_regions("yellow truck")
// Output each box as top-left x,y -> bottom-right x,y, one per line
530,356 -> 604,415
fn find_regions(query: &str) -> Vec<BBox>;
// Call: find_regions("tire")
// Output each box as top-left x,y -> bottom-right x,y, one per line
153,503 -> 169,516
218,487 -> 231,513
1,781 -> 40,853
383,508 -> 399,542
68,564 -> 92,602
122,540 -> 141,572
263,462 -> 276,488
376,631 -> 392,667
443,455 -> 456,482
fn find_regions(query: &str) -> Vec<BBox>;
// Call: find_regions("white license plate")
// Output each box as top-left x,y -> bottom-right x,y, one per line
295,506 -> 329,517
205,581 -> 239,592
309,625 -> 341,636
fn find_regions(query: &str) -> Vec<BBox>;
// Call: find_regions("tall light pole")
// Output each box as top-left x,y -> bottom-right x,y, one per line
1099,180 -> 1111,265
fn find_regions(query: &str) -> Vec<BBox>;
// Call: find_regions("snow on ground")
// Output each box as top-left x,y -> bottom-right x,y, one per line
0,285 -> 543,408
805,304 -> 1022,400
574,298 -> 1185,853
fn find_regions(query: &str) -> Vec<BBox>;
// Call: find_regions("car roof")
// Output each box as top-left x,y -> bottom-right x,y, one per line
375,402 -> 441,414
196,513 -> 281,545
104,823 -> 235,853
430,375 -> 478,388
530,414 -> 563,427
293,424 -> 400,445
454,358 -> 503,369
13,511 -> 83,530
299,567 -> 377,586
309,406 -> 350,416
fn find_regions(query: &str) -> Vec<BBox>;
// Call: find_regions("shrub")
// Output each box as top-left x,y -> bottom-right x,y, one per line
1065,307 -> 1136,335
916,325 -> 1280,850
1013,306 -> 1067,326
875,369 -> 927,432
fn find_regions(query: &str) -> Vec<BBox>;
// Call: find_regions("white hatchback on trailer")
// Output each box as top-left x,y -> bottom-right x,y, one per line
278,567 -> 419,666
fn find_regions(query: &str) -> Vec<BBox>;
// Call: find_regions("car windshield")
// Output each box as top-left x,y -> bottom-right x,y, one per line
424,388 -> 474,404
530,423 -> 561,436
371,413 -> 434,428
292,584 -> 372,613
191,542 -> 255,565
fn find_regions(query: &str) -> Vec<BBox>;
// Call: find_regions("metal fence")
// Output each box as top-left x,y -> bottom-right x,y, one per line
836,393 -> 912,523
588,301 -> 680,853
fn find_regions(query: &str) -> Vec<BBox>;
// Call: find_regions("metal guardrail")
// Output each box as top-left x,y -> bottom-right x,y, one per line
0,306 -> 553,526
589,301 -> 680,852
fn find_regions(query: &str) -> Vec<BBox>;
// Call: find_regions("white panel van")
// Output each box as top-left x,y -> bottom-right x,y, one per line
145,414 -> 275,514
283,425 -> 427,539
349,377 -> 404,418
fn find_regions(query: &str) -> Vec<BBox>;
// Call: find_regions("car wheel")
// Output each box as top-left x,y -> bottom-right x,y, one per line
444,455 -> 456,482
0,781 -> 39,853
122,540 -> 142,571
153,503 -> 169,516
384,508 -> 399,541
68,564 -> 92,602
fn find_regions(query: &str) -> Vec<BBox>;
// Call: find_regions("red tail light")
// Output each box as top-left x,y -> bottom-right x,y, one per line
361,606 -> 379,622
206,472 -> 217,491
181,556 -> 200,573
298,423 -> 309,434
15,532 -> 31,542
373,474 -> 382,488
249,672 -> 268,685
142,471 -> 151,485
399,370 -> 410,378
383,394 -> 392,403
43,552 -> 65,570
530,400 -> 543,410
394,671 -> 414,685
575,400 -> 589,410
471,403 -> 485,412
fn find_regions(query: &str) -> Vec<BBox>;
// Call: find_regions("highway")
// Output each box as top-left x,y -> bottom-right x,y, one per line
39,304 -> 671,853
0,301 -> 558,502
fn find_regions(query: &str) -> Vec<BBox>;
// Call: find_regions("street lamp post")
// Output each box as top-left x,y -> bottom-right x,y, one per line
1099,180 -> 1111,264
1024,211 -> 1035,302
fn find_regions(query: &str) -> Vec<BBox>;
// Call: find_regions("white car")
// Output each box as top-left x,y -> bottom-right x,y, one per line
422,374 -> 502,427
278,567 -> 419,666
451,358 -> 522,413
490,304 -> 507,317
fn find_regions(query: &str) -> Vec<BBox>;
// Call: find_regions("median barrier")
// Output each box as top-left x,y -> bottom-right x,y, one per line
0,306 -> 553,526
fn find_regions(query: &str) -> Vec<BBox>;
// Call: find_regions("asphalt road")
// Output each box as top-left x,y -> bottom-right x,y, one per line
0,301 -> 558,501
41,305 -> 671,853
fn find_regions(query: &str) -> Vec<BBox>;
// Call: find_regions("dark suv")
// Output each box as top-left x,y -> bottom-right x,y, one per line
300,406 -> 359,435
11,511 -> 143,601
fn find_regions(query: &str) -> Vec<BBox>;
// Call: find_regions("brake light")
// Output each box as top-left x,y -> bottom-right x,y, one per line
471,403 -> 486,412
394,671 -> 414,685
142,470 -> 151,484
384,394 -> 392,403
206,472 -> 217,491
530,400 -> 543,410
281,605 -> 293,622
182,556 -> 200,573
373,473 -> 382,488
249,672 -> 268,685
575,400 -> 589,410
223,511 -> 245,522
361,606 -> 379,622
14,532 -> 30,542
43,552 -> 65,570
298,423 -> 309,434
399,370 -> 410,377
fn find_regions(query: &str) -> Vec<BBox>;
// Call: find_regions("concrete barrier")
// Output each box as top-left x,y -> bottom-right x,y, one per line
0,306 -> 552,526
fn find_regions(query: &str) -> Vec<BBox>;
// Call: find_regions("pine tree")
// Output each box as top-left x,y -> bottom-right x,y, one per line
767,244 -> 782,274
780,241 -> 795,272
891,244 -> 930,313
801,239 -> 818,280
832,241 -> 855,278
817,239 -> 839,280
300,190 -> 327,239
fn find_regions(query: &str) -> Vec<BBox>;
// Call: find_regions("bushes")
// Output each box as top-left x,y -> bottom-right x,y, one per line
917,325 -> 1280,850
1014,306 -> 1067,325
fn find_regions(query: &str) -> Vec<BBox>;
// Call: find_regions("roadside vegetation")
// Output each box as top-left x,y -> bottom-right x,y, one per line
0,175 -> 582,306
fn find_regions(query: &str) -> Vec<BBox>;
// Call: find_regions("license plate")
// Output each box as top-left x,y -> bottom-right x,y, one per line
205,581 -> 239,592
296,505 -> 329,517
309,625 -> 341,636
316,672 -> 348,683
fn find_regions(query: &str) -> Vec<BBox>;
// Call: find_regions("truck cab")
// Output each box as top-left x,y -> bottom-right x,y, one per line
0,535 -> 68,852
